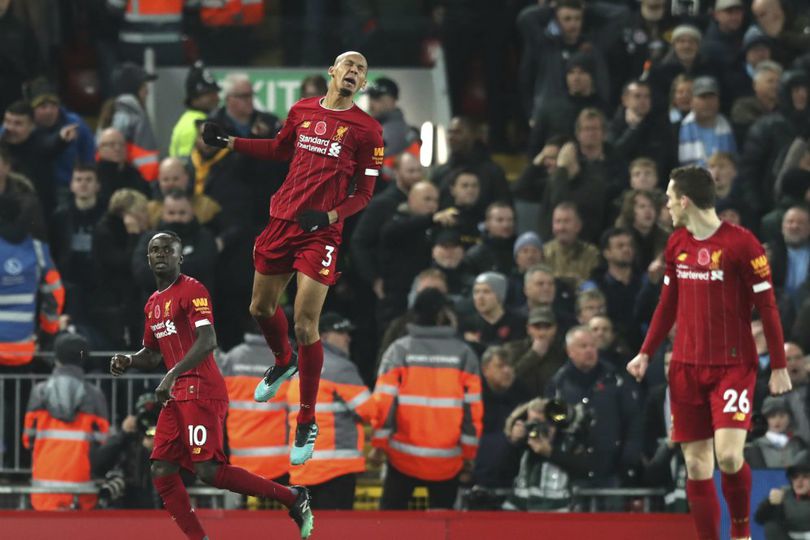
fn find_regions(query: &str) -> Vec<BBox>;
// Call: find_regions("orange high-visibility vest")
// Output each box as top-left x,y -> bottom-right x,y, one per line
127,143 -> 159,182
219,335 -> 289,480
286,343 -> 376,486
372,325 -> 483,482
23,368 -> 109,510
118,0 -> 184,45
200,0 -> 264,26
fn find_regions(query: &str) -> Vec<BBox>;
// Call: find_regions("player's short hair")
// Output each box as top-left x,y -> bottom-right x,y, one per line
575,288 -> 605,314
707,151 -> 737,168
485,200 -> 514,220
616,189 -> 660,229
221,73 -> 251,97
629,157 -> 657,173
481,345 -> 509,368
565,324 -> 593,346
670,166 -> 716,210
151,230 -> 183,250
524,263 -> 554,285
575,108 -> 605,132
599,227 -> 634,251
556,0 -> 585,11
5,100 -> 33,118
448,168 -> 480,188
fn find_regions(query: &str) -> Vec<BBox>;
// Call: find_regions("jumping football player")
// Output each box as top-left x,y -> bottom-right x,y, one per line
111,232 -> 314,539
627,167 -> 792,540
201,51 -> 383,464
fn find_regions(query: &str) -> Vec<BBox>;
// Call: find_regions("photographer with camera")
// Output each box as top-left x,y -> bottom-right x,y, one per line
546,325 -> 643,509
502,397 -> 589,511
91,392 -> 163,508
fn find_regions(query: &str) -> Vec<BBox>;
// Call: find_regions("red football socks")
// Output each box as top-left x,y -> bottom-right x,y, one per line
686,478 -> 721,540
153,474 -> 208,540
255,307 -> 292,367
213,464 -> 297,507
721,462 -> 752,539
296,340 -> 324,424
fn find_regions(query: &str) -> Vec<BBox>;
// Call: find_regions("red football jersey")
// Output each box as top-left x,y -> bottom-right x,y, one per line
641,222 -> 786,368
143,274 -> 228,401
233,96 -> 384,231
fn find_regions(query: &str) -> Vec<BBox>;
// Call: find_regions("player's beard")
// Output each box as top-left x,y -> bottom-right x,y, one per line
338,87 -> 352,98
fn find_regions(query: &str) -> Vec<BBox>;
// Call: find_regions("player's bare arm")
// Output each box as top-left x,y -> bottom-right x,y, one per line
155,324 -> 218,403
626,352 -> 649,382
110,347 -> 163,376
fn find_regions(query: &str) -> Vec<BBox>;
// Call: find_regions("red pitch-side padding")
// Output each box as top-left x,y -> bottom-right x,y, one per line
0,510 -> 697,540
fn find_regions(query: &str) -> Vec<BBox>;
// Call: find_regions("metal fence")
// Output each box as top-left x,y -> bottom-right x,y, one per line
1,353 -> 163,474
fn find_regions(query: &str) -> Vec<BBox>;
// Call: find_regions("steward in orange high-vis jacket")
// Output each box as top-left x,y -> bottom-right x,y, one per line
286,313 -> 376,509
23,333 -> 110,510
372,288 -> 483,510
218,331 -> 289,483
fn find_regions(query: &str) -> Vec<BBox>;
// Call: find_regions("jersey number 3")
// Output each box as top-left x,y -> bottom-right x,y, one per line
321,245 -> 335,267
722,389 -> 750,414
188,425 -> 208,446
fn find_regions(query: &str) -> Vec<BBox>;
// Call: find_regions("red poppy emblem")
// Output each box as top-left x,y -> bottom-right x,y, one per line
314,121 -> 327,136
697,248 -> 711,266
154,304 -> 160,318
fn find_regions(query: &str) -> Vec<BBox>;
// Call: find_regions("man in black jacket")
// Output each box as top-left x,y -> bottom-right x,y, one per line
463,202 -> 517,276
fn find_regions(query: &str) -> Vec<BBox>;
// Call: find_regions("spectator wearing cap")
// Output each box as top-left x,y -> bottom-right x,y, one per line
429,229 -> 476,305
170,62 -> 221,158
526,51 -> 608,157
590,227 -> 644,350
99,62 -> 160,182
430,116 -> 511,218
540,109 -> 624,243
461,272 -> 527,353
545,326 -> 642,496
649,25 -> 720,111
1,100 -> 75,218
0,1 -> 41,115
463,201 -> 516,276
506,231 -> 544,309
366,77 -> 420,161
542,201 -> 600,288
751,0 -> 810,67
473,345 -> 532,491
22,332 -> 109,510
731,60 -> 783,143
91,392 -> 162,508
700,0 -> 747,69
286,313 -> 376,509
441,168 -> 484,249
745,396 -> 807,468
518,0 -> 610,126
26,78 -> 96,190
608,79 -> 673,178
755,450 -> 810,540
378,181 -> 457,325
741,69 -> 810,214
372,288 -> 482,510
0,194 -> 63,367
504,306 -> 566,397
678,76 -> 737,167
352,153 -> 425,299
95,127 -> 149,206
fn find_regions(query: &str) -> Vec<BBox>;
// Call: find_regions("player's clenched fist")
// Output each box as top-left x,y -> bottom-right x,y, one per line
626,353 -> 649,382
110,354 -> 132,376
201,122 -> 230,148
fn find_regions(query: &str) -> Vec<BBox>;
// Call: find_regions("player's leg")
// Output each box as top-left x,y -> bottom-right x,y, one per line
711,363 -> 757,540
682,438 -> 721,540
251,271 -> 300,401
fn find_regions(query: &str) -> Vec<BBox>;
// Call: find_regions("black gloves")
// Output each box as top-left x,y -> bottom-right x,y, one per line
201,122 -> 230,148
296,210 -> 330,232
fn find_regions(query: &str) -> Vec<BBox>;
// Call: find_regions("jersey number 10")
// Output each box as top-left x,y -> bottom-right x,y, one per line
188,425 -> 208,446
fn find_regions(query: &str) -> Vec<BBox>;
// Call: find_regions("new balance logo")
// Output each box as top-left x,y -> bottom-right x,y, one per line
328,142 -> 342,157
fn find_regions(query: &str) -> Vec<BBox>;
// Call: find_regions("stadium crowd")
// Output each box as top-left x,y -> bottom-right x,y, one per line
1,0 -> 810,531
